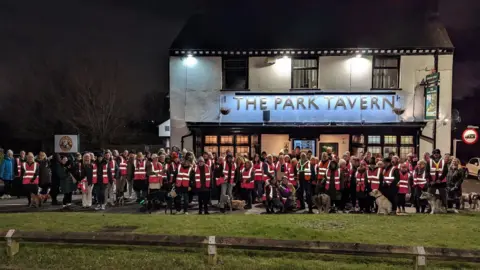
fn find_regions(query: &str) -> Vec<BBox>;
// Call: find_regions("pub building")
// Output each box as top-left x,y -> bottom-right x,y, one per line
168,0 -> 454,159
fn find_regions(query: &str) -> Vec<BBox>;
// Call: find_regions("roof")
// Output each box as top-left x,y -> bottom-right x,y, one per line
171,2 -> 453,51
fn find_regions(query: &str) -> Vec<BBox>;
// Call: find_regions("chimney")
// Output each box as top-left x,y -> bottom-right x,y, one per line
426,0 -> 439,20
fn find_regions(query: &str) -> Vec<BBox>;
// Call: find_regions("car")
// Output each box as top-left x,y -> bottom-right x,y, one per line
465,157 -> 480,180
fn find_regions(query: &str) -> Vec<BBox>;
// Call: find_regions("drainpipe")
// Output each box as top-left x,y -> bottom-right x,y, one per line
432,52 -> 439,150
181,132 -> 193,151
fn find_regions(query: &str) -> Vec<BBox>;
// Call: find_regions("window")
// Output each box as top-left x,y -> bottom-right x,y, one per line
205,136 -> 218,144
368,136 -> 381,144
236,135 -> 249,144
367,146 -> 382,155
164,125 -> 170,132
384,135 -> 397,144
400,147 -> 414,159
383,146 -> 397,157
236,146 -> 249,156
204,146 -> 218,155
222,58 -> 248,90
220,136 -> 233,144
469,158 -> 479,165
292,58 -> 318,89
399,135 -> 415,159
220,146 -> 234,156
372,56 -> 400,89
401,136 -> 414,144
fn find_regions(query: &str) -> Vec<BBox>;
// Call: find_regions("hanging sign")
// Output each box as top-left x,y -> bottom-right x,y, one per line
426,72 -> 440,85
462,128 -> 479,145
425,86 -> 438,120
54,135 -> 80,153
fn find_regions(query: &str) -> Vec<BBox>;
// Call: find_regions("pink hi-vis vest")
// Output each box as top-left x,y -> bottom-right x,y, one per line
133,160 -> 146,180
149,162 -> 164,184
176,166 -> 192,188
367,168 -> 381,190
413,170 -> 427,189
355,171 -> 366,192
398,171 -> 409,194
241,167 -> 254,189
119,156 -> 127,176
325,169 -> 341,191
22,162 -> 38,185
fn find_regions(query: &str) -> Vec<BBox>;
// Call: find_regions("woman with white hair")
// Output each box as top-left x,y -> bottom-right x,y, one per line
21,152 -> 40,206
0,150 -> 15,199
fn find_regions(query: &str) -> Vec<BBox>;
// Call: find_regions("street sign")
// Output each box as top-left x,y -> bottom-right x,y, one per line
462,128 -> 479,145
426,72 -> 440,85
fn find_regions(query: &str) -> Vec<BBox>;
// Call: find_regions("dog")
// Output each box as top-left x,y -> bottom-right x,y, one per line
369,189 -> 392,215
469,192 -> 480,211
231,200 -> 246,210
165,186 -> 176,214
419,191 -> 446,214
313,193 -> 331,213
30,193 -> 50,208
460,193 -> 470,210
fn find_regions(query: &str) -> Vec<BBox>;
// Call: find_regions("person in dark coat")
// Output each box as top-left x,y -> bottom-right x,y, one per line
426,149 -> 448,209
322,159 -> 345,212
194,157 -> 211,214
380,157 -> 400,213
36,152 -> 51,199
56,155 -> 76,209
446,158 -> 464,212
174,158 -> 194,214
94,153 -> 114,210
352,160 -> 369,212
49,154 -> 61,205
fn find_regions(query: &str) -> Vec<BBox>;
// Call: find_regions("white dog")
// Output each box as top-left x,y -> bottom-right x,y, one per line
369,189 -> 392,215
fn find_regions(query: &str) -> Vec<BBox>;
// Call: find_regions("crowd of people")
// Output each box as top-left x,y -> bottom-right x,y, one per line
0,146 -> 465,214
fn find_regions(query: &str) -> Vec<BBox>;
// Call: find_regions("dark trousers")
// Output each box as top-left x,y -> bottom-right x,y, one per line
340,188 -> 351,210
447,199 -> 461,210
413,186 -> 427,213
267,198 -> 283,213
63,192 -> 73,205
242,188 -> 254,208
39,184 -> 50,195
358,197 -> 369,212
175,192 -> 189,212
50,182 -> 60,203
197,191 -> 209,213
380,185 -> 398,212
254,181 -> 264,202
3,181 -> 12,195
24,184 -> 38,204
397,193 -> 406,211
298,177 -> 313,211
94,184 -> 107,205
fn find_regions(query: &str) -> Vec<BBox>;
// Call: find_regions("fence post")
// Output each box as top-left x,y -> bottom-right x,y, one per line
5,229 -> 19,258
414,246 -> 426,270
207,236 -> 217,265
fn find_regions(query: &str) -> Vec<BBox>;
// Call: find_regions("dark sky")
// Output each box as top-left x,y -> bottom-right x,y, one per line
1,0 -> 479,156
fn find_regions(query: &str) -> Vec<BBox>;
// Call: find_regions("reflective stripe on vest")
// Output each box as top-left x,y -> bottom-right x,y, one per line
429,159 -> 445,182
413,171 -> 427,188
317,161 -> 330,180
194,165 -> 211,188
16,158 -> 23,176
149,162 -> 163,184
368,168 -> 381,190
92,164 -> 98,184
241,167 -> 254,189
102,164 -> 109,184
22,162 -> 38,185
355,172 -> 366,192
398,172 -> 409,193
254,163 -> 263,181
383,167 -> 395,185
133,160 -> 146,180
223,162 -> 237,184
176,167 -> 192,187
325,169 -> 341,191
119,156 -> 127,176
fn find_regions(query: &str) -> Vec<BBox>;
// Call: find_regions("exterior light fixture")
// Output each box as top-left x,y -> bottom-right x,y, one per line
183,54 -> 197,67
356,54 -> 362,58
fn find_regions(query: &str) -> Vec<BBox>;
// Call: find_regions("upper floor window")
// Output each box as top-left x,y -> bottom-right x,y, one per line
372,56 -> 400,89
292,58 -> 318,89
222,57 -> 248,90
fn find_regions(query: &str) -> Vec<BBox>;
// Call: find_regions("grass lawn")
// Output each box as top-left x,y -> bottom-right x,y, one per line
2,212 -> 480,249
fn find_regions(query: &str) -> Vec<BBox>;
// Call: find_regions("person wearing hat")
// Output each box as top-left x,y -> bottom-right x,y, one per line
381,157 -> 400,213
296,153 -> 313,213
194,156 -> 211,214
130,152 -> 148,202
426,149 -> 448,209
322,158 -> 345,213
218,153 -> 237,213
175,157 -> 194,214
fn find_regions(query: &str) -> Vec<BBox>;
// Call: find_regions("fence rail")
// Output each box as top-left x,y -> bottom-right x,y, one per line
3,230 -> 480,269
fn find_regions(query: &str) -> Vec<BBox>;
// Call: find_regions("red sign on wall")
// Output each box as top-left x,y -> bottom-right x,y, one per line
462,128 -> 479,145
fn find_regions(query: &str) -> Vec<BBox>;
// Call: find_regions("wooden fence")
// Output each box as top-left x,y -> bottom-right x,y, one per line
3,230 -> 480,269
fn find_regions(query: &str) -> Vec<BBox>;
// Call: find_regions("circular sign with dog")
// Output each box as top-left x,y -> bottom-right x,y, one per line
462,128 -> 479,145
59,136 -> 74,151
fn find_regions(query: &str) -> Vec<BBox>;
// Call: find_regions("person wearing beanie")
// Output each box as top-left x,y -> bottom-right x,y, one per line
218,154 -> 237,213
194,156 -> 211,214
426,149 -> 448,210
322,159 -> 345,213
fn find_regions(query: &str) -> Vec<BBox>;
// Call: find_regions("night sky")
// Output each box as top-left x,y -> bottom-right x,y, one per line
0,0 -> 479,158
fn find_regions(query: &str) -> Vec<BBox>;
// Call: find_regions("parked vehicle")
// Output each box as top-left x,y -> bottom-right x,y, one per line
465,157 -> 480,180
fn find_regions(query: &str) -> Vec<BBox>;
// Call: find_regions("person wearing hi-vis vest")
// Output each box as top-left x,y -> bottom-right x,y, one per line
79,153 -> 95,208
194,156 -> 211,214
94,153 -> 114,210
218,154 -> 237,213
380,157 -> 400,213
175,157 -> 194,214
322,158 -> 345,213
296,152 -> 313,213
116,150 -> 129,200
104,151 -> 119,206
410,159 -> 429,213
241,160 -> 255,209
131,152 -> 148,202
147,154 -> 164,205
426,149 -> 448,209
21,152 -> 39,206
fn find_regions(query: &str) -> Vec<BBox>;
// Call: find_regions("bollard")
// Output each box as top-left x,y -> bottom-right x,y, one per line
5,229 -> 19,258
414,246 -> 426,270
207,236 -> 217,265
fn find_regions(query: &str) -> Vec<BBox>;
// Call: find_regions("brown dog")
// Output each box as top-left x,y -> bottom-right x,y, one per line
30,193 -> 50,208
469,192 -> 480,211
231,200 -> 246,210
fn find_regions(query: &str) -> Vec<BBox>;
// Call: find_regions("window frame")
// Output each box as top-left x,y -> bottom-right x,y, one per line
371,55 -> 401,90
290,57 -> 319,90
221,56 -> 249,91
202,134 -> 252,157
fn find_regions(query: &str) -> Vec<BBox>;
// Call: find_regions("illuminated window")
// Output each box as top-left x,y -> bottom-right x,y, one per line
220,136 -> 233,144
400,147 -> 414,159
292,58 -> 318,89
372,56 -> 399,89
236,146 -> 249,156
367,146 -> 382,155
236,135 -> 249,144
384,135 -> 397,144
383,146 -> 397,157
368,136 -> 381,144
223,58 -> 248,90
220,146 -> 234,156
401,136 -> 414,144
204,146 -> 218,155
352,135 -> 364,144
205,136 -> 217,144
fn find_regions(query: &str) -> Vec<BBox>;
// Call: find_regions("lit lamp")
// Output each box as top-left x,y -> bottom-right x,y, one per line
183,54 -> 197,67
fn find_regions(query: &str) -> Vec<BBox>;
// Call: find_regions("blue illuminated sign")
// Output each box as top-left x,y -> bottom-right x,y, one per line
219,93 -> 403,123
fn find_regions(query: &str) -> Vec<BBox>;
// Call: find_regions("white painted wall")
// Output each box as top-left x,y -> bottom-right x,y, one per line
158,119 -> 171,137
261,134 -> 290,155
318,134 -> 350,157
248,57 -> 291,92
